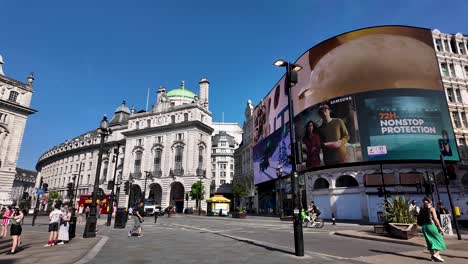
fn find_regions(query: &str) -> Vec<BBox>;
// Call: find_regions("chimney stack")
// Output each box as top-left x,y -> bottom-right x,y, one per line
199,77 -> 209,110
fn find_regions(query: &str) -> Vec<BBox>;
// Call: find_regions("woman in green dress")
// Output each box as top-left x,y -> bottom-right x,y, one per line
420,197 -> 446,262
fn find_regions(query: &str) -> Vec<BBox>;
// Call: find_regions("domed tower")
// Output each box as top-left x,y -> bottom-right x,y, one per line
165,81 -> 198,107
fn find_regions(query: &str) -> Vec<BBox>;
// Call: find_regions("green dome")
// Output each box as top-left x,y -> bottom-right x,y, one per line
166,87 -> 197,99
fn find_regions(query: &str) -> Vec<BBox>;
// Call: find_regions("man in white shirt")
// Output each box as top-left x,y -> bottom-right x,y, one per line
45,204 -> 63,247
409,200 -> 420,217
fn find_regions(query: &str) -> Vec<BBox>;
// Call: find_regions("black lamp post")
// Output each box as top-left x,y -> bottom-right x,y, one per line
106,144 -> 121,226
276,164 -> 284,218
84,115 -> 111,238
143,171 -> 153,203
198,175 -> 204,215
273,59 -> 304,256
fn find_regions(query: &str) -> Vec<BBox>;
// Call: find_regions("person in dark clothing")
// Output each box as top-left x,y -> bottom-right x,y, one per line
303,121 -> 321,168
436,202 -> 449,223
128,202 -> 144,237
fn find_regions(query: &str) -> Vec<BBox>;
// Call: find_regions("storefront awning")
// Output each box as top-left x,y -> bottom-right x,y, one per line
206,195 -> 230,203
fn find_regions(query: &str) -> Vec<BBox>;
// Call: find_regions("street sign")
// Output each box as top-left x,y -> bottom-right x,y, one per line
367,145 -> 387,156
36,188 -> 44,195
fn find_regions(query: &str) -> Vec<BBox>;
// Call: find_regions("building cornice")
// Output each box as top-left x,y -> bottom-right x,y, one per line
129,104 -> 212,120
122,120 -> 214,137
0,74 -> 33,92
0,99 -> 37,115
35,139 -> 126,171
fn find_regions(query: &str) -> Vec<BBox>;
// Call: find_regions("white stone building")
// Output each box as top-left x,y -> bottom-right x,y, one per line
35,79 -> 213,213
11,168 -> 37,206
210,123 -> 242,195
0,55 -> 37,206
233,100 -> 255,211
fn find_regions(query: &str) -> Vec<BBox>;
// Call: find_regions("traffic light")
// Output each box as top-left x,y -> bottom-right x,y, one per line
42,183 -> 48,192
377,187 -> 384,197
124,181 -> 130,195
447,165 -> 457,181
296,143 -> 307,164
67,183 -> 74,197
107,180 -> 114,191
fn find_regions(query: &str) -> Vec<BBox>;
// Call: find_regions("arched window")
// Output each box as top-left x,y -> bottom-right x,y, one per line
135,121 -> 140,129
147,119 -> 151,128
171,115 -> 176,124
184,113 -> 189,121
134,151 -> 142,172
336,175 -> 359,187
154,149 -> 162,172
174,146 -> 183,172
198,146 -> 204,169
8,91 -> 19,102
102,161 -> 109,182
313,178 -> 330,189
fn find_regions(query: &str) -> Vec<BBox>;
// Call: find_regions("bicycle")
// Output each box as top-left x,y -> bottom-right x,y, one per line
302,216 -> 325,228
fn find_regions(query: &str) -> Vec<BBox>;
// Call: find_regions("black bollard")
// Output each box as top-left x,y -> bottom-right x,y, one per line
332,213 -> 336,225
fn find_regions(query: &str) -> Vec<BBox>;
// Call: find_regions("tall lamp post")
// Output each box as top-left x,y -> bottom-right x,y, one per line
276,164 -> 284,218
143,171 -> 153,203
107,144 -> 121,226
84,115 -> 111,238
198,174 -> 204,215
274,59 -> 304,257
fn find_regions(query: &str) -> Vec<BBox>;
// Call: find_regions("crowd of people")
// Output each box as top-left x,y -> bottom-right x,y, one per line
1,206 -> 26,254
45,203 -> 72,247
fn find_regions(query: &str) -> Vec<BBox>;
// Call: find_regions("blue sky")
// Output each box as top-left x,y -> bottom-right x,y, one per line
1,0 -> 468,170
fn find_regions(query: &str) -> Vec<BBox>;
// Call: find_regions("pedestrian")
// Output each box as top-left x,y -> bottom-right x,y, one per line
419,197 -> 446,262
8,208 -> 24,254
154,208 -> 159,223
57,205 -> 71,245
77,204 -> 84,224
85,206 -> 90,220
1,206 -> 13,239
409,200 -> 420,218
128,201 -> 144,237
45,204 -> 63,247
436,202 -> 449,223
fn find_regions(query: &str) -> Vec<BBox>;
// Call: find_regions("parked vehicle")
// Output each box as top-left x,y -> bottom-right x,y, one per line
144,199 -> 158,216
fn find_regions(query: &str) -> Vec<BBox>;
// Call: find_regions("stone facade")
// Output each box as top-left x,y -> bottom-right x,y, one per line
11,168 -> 37,206
0,55 -> 37,206
210,123 -> 242,195
35,79 -> 213,213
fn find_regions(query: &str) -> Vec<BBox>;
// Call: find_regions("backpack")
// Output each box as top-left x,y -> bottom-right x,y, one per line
314,206 -> 321,217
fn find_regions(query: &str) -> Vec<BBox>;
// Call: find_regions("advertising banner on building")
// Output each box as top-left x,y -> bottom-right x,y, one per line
253,26 -> 459,184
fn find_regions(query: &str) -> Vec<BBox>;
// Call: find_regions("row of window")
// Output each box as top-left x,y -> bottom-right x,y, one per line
134,113 -> 206,129
211,179 -> 228,186
446,88 -> 464,103
132,146 -> 205,173
212,163 -> 234,170
212,171 -> 234,178
135,134 -> 184,147
451,111 -> 468,129
8,91 -> 18,102
43,161 -> 92,177
440,63 -> 468,78
435,37 -> 467,55
45,174 -> 91,189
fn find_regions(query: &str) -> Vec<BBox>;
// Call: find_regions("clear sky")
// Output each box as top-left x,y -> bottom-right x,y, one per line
1,0 -> 468,170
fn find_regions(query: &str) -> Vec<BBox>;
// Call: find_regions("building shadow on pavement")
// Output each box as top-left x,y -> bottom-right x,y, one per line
207,232 -> 295,256
369,249 -> 429,261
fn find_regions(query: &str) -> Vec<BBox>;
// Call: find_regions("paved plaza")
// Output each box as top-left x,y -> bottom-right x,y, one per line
0,214 -> 467,264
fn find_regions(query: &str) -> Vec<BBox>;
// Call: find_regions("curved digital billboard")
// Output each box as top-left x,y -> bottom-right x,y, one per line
253,26 -> 458,185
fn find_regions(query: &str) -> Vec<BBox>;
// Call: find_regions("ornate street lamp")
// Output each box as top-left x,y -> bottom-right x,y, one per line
273,59 -> 304,256
106,144 -> 121,226
84,115 -> 111,238
276,164 -> 284,218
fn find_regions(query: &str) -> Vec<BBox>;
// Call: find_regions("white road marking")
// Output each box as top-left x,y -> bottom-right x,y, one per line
73,235 -> 109,264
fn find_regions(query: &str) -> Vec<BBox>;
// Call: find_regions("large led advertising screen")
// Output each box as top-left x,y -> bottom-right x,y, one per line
253,26 -> 459,185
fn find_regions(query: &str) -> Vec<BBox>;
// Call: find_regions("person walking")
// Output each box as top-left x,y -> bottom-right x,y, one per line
77,204 -> 84,224
419,197 -> 446,262
128,201 -> 144,237
45,204 -> 63,247
8,208 -> 24,254
84,206 -> 90,220
57,205 -> 71,245
1,206 -> 13,239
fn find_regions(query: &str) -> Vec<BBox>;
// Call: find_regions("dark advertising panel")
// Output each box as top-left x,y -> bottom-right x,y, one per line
253,26 -> 458,184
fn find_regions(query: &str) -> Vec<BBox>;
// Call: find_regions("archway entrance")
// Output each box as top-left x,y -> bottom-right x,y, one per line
148,183 -> 162,206
169,182 -> 185,213
129,184 -> 142,207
